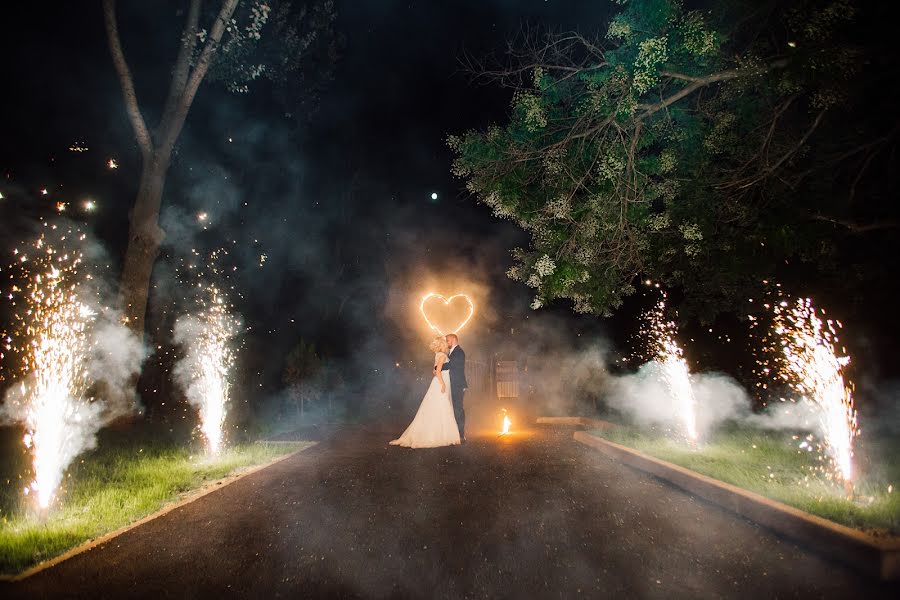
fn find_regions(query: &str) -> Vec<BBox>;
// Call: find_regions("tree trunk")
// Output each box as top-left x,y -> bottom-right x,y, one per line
120,151 -> 171,337
104,0 -> 240,339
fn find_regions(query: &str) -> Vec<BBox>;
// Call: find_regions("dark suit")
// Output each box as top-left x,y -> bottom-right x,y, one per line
442,345 -> 467,438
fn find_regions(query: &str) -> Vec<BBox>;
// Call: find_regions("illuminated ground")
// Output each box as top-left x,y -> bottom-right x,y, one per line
1,424 -> 893,598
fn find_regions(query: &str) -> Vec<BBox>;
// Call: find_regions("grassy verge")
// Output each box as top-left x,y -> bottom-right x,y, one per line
592,426 -> 899,535
0,440 -> 312,575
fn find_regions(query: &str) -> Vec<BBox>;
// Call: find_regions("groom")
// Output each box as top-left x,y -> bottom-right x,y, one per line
442,333 -> 468,441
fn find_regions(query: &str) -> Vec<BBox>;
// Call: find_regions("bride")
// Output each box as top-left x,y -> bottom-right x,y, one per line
390,336 -> 461,448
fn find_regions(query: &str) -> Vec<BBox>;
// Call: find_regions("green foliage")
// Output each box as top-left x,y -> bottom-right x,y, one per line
451,0 -> 864,321
206,0 -> 341,115
283,338 -> 322,387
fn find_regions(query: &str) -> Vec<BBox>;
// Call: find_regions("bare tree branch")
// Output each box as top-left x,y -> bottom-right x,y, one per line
637,61 -> 787,120
720,109 -> 827,191
102,0 -> 153,159
461,28 -> 607,90
813,214 -> 900,234
159,0 -> 202,139
158,0 -> 240,155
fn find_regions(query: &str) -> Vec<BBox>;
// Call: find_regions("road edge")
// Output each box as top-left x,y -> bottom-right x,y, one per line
574,430 -> 900,581
0,442 -> 315,583
536,416 -> 616,429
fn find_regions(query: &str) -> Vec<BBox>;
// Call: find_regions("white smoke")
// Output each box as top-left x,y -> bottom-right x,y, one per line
541,342 -> 829,440
604,363 -> 745,437
744,397 -> 821,431
172,308 -> 241,452
85,307 -> 148,417
0,309 -> 146,423
606,361 -> 831,438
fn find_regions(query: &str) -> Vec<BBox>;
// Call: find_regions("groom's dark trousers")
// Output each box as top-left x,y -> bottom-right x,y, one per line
442,346 -> 468,438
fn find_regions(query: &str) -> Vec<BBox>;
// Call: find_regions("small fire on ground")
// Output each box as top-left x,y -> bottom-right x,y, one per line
500,409 -> 512,435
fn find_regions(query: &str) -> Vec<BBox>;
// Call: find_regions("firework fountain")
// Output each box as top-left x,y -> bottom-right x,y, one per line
2,224 -> 101,509
764,296 -> 859,484
172,251 -> 240,455
642,285 -> 698,442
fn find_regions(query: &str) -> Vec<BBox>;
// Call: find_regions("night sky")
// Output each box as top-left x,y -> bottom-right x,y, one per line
0,1 -> 631,406
1,1 -> 898,413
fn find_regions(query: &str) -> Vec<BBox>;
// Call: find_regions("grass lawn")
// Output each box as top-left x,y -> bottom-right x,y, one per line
593,425 -> 899,535
0,439 -> 312,575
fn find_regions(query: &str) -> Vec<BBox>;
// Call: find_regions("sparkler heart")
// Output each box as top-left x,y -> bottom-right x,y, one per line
420,293 -> 475,335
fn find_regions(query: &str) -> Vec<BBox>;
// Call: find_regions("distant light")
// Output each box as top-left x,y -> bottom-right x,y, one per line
198,212 -> 208,222
40,188 -> 48,196
107,158 -> 118,169
55,202 -> 66,213
228,137 -> 233,143
431,192 -> 438,201
0,191 -> 4,199
83,199 -> 96,212
787,41 -> 797,48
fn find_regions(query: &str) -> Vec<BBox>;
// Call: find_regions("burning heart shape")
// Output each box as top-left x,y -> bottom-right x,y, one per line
420,293 -> 475,335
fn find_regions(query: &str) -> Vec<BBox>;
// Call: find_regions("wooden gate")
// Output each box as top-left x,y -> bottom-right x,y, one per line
465,359 -> 490,394
495,360 -> 519,399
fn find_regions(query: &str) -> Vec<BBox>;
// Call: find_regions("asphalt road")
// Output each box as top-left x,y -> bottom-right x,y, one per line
2,424 -> 894,599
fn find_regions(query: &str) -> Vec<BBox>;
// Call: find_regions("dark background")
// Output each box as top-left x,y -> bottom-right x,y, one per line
1,1 -> 897,426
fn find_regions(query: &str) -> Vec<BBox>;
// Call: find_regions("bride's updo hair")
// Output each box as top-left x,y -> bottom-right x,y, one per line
429,336 -> 447,353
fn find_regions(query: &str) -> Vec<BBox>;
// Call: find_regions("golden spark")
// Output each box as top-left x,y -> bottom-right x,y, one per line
644,288 -> 698,442
4,225 -> 98,509
173,250 -> 240,456
771,298 -> 859,482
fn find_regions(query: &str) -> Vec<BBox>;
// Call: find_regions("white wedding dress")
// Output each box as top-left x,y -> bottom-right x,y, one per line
390,352 -> 461,448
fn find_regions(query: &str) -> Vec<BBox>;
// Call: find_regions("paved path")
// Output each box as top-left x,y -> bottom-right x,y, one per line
2,425 -> 894,599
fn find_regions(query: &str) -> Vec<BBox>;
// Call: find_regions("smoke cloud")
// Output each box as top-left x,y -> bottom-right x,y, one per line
513,314 -> 835,441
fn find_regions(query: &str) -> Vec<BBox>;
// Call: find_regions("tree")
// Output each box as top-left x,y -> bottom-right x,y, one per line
450,0 -> 896,321
103,0 -> 339,336
282,338 -> 322,417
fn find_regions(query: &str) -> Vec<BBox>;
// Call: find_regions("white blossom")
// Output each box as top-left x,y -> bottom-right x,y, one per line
513,91 -> 547,131
658,149 -> 677,174
607,17 -> 633,41
534,254 -> 557,277
572,293 -> 593,314
633,36 -> 669,94
598,154 -> 626,181
544,194 -> 572,219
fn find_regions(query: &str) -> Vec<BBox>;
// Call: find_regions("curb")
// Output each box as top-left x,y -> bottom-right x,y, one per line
574,431 -> 900,581
536,416 -> 617,430
0,443 -> 315,583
